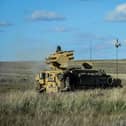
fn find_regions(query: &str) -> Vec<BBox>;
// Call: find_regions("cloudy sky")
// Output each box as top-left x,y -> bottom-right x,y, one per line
0,0 -> 126,61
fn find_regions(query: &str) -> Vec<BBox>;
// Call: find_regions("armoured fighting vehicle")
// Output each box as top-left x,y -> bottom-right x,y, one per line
35,46 -> 114,93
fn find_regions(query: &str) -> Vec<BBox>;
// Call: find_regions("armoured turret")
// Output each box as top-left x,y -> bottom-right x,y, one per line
46,46 -> 74,70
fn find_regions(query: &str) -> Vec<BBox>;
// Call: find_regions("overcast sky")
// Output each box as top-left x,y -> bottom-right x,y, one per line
0,0 -> 126,61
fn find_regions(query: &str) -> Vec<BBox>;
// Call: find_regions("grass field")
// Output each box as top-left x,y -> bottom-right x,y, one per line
1,89 -> 126,126
0,60 -> 126,126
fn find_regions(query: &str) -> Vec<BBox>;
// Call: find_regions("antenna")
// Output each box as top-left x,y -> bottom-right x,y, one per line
89,41 -> 92,62
114,39 -> 121,79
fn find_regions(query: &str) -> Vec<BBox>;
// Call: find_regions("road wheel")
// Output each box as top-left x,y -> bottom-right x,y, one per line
65,76 -> 71,90
107,77 -> 113,87
61,76 -> 71,92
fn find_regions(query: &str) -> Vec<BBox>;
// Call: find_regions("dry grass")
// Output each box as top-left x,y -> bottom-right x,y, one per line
1,88 -> 126,126
0,61 -> 126,126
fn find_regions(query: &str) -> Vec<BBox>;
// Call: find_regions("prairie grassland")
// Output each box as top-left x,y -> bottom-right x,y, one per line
1,88 -> 126,126
0,61 -> 126,126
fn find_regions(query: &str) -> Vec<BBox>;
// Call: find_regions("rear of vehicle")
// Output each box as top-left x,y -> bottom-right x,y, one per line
63,69 -> 113,90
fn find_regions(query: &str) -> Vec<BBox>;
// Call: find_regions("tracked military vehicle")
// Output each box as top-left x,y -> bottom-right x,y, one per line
35,46 -> 114,93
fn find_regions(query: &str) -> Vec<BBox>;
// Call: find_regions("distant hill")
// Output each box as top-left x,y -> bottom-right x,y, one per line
70,59 -> 126,74
0,61 -> 47,85
0,60 -> 126,85
0,60 -> 126,75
